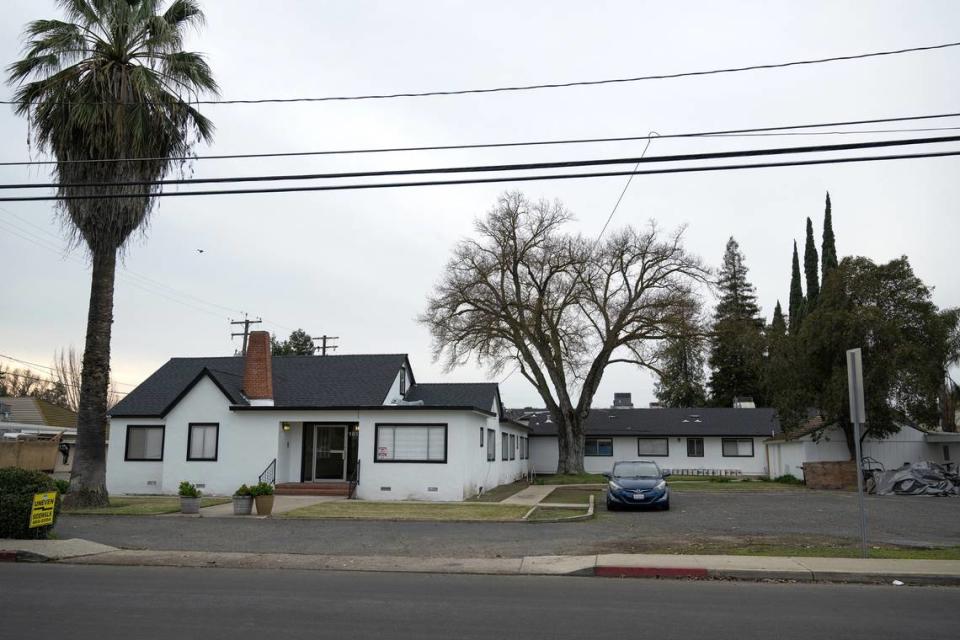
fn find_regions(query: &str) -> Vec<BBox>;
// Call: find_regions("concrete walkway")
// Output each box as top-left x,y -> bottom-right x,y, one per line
188,495 -> 343,518
4,538 -> 959,585
501,484 -> 558,505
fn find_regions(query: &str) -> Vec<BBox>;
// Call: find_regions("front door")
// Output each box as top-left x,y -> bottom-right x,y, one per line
313,425 -> 347,481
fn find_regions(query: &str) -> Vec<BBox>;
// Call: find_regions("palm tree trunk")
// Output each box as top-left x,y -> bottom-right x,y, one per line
63,247 -> 116,508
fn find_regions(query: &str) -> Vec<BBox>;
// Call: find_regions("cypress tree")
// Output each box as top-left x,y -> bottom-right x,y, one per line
804,217 -> 820,309
821,191 -> 838,279
771,300 -> 786,336
788,241 -> 804,333
708,237 -> 765,407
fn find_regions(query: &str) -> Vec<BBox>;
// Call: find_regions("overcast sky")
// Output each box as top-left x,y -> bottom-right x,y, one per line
1,0 -> 958,409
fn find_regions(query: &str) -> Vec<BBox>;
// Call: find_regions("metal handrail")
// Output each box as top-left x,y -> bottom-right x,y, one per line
259,458 -> 276,485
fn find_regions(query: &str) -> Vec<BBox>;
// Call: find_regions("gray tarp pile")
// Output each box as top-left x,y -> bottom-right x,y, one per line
870,461 -> 960,496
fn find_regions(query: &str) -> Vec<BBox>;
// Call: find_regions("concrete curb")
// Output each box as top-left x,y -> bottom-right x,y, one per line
5,539 -> 959,586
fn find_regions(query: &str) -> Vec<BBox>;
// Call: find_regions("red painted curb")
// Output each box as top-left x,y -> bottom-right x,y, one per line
0,551 -> 18,562
595,566 -> 709,579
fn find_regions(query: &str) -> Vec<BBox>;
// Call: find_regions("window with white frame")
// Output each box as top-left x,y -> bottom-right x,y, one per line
520,436 -> 528,460
585,437 -> 613,457
509,434 -> 516,460
487,428 -> 496,461
502,433 -> 509,460
637,437 -> 669,457
125,425 -> 164,461
722,438 -> 754,457
187,423 -> 218,461
375,424 -> 447,462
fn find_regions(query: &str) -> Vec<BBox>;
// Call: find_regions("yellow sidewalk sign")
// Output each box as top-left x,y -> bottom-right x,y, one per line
29,491 -> 58,528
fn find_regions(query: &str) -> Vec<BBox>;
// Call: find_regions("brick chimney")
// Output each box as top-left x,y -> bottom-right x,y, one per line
243,330 -> 274,406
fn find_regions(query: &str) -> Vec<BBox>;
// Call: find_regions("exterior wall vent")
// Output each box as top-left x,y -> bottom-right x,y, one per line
146,480 -> 158,486
427,487 -> 438,492
380,486 -> 391,491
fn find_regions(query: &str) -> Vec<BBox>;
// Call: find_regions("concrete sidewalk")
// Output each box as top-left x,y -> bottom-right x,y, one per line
3,538 -> 959,585
185,495 -> 342,518
500,484 -> 557,505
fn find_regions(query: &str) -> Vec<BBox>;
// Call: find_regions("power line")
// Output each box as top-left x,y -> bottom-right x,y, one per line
0,353 -> 137,388
6,134 -> 960,191
3,112 -> 959,167
1,149 -> 956,202
3,41 -> 957,106
596,132 -> 659,242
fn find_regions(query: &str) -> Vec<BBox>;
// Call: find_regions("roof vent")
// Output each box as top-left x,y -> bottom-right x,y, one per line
612,392 -> 633,409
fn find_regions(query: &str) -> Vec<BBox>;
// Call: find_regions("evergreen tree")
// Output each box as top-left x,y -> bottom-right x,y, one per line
708,237 -> 765,407
271,329 -> 316,355
654,299 -> 707,407
788,241 -> 804,333
803,217 -> 820,309
821,191 -> 838,280
770,301 -> 786,336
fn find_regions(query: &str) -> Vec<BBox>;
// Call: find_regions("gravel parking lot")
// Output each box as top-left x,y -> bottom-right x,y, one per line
54,490 -> 960,558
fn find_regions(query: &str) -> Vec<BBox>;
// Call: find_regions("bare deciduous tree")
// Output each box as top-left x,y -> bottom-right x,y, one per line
420,192 -> 709,473
53,347 -> 120,413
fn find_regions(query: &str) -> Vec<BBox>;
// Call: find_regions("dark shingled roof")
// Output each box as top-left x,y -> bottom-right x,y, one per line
111,354 -> 410,417
404,383 -> 499,413
526,407 -> 780,437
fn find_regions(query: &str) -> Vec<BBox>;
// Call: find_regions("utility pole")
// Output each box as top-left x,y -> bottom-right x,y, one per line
230,315 -> 262,355
846,347 -> 869,559
314,335 -> 339,356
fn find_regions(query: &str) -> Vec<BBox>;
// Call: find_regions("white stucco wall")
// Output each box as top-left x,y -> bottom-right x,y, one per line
767,425 -> 955,480
529,435 -> 769,476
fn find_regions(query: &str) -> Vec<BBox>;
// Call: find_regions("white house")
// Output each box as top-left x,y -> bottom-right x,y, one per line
526,402 -> 779,477
106,331 -> 530,501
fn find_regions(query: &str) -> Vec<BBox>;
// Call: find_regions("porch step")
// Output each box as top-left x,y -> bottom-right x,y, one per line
275,482 -> 351,496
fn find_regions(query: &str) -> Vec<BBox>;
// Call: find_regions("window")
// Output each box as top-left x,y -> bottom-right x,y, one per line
375,424 -> 446,463
637,437 -> 669,457
487,429 -> 496,461
509,434 -> 516,460
585,437 -> 614,457
399,367 -> 406,395
722,438 -> 755,457
480,427 -> 484,447
520,437 -> 528,460
187,423 -> 218,461
502,433 -> 509,460
686,437 -> 704,458
125,425 -> 164,461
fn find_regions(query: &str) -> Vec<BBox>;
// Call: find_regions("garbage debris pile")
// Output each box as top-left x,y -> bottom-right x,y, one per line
868,461 -> 960,496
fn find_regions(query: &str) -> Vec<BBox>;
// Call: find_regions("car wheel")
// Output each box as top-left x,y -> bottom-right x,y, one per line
606,499 -> 617,512
660,499 -> 670,511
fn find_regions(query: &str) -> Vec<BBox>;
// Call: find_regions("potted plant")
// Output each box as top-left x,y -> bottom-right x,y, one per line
251,481 -> 275,516
232,484 -> 253,515
178,481 -> 201,514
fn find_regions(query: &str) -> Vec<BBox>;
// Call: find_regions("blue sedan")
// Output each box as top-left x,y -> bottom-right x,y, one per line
603,460 -> 671,511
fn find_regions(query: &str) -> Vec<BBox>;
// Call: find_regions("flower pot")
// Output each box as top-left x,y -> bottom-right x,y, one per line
232,495 -> 253,515
254,494 -> 274,516
180,496 -> 201,514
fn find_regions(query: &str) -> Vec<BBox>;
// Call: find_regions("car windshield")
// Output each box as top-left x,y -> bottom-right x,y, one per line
613,462 -> 661,478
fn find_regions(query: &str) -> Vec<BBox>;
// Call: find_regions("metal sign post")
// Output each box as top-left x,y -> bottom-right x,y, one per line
846,348 -> 869,558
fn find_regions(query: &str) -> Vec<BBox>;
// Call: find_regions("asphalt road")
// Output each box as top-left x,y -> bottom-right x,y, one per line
1,564 -> 956,640
54,491 -> 960,557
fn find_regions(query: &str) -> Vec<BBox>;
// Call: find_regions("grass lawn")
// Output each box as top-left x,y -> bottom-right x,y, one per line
281,502 -> 530,521
526,506 -> 590,522
467,481 -> 530,502
669,480 -> 806,492
534,473 -> 607,485
543,486 -> 603,505
64,496 -> 230,516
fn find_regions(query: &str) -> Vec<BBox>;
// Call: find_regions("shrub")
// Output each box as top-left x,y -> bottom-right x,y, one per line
52,478 -> 70,495
178,481 -> 201,498
0,467 -> 62,539
234,484 -> 252,497
710,476 -> 733,483
774,474 -> 803,485
250,482 -> 274,497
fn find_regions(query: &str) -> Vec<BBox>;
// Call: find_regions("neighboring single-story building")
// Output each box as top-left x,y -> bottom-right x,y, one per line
766,421 -> 960,480
106,332 -> 529,501
525,401 -> 780,477
0,396 -> 77,478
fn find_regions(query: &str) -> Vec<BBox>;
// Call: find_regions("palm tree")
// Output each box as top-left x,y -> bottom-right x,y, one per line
7,0 -> 218,507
